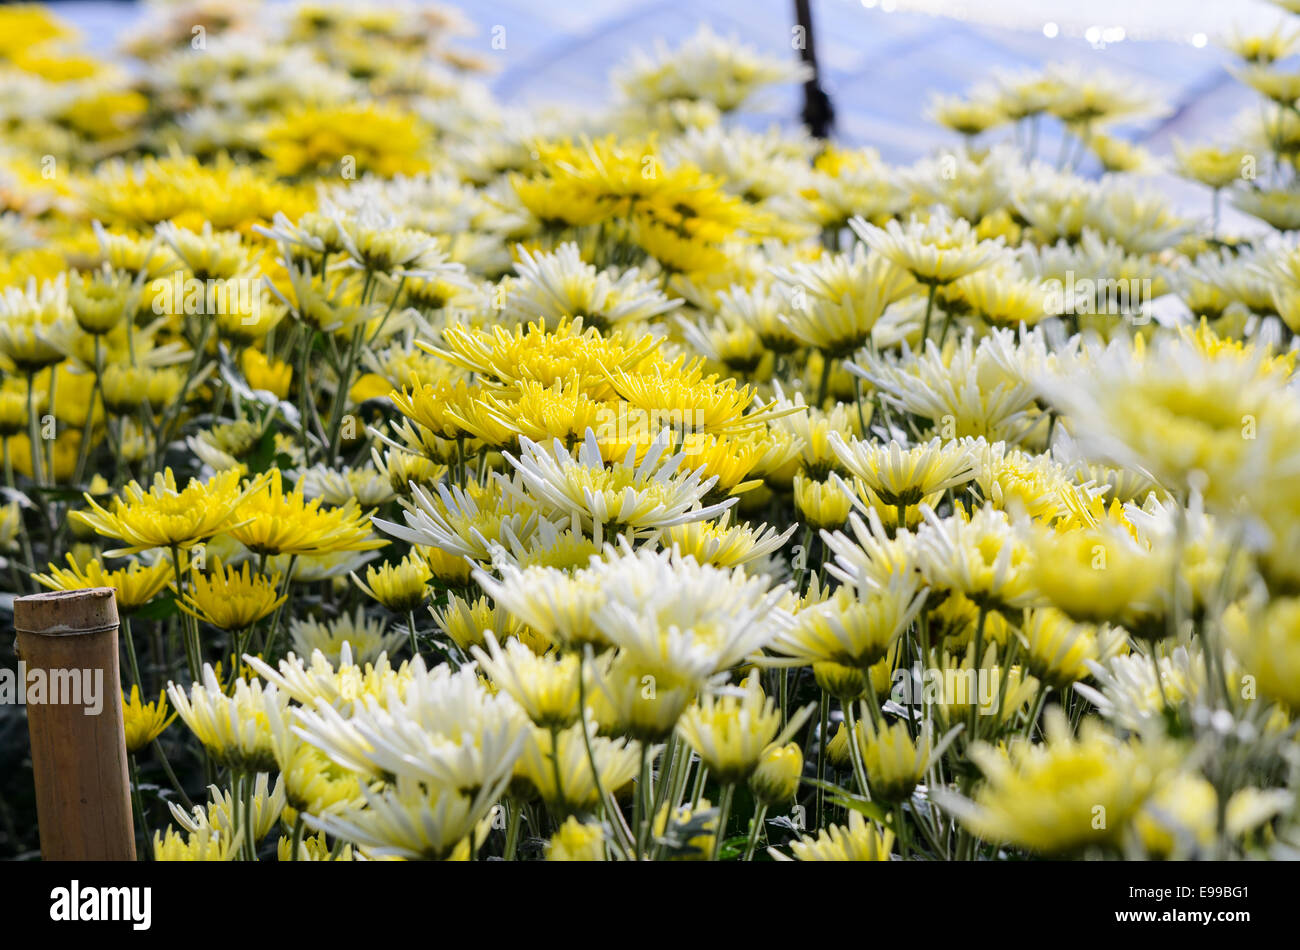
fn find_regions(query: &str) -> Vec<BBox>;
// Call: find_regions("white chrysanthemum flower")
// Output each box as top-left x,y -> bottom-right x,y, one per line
829,435 -> 977,509
773,243 -> 916,356
322,171 -> 485,236
472,560 -> 608,650
850,211 -> 1002,286
330,203 -> 462,279
1075,646 -> 1215,731
977,324 -> 1077,389
516,721 -> 645,815
615,25 -> 810,112
170,774 -> 286,844
715,283 -> 802,354
768,573 -> 927,669
153,824 -> 241,862
900,145 -> 1015,224
498,428 -> 736,545
295,464 -> 396,507
167,665 -> 290,773
914,504 -> 1037,610
1011,165 -> 1098,245
821,507 -> 921,593
305,775 -> 501,861
853,335 -> 1041,443
676,676 -> 813,785
471,634 -> 582,730
664,512 -> 798,569
588,541 -> 793,682
967,437 -> 1097,522
376,479 -> 539,561
291,659 -> 528,791
662,124 -> 816,202
1038,332 -> 1300,511
244,642 -> 409,717
288,607 -> 406,667
504,242 -> 680,330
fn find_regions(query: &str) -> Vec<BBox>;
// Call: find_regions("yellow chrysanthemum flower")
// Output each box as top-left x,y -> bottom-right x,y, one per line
73,468 -> 262,556
32,552 -> 172,612
943,710 -> 1178,856
472,635 -> 581,730
853,715 -> 933,804
176,558 -> 286,631
676,676 -> 812,785
547,816 -> 607,861
167,666 -> 289,772
352,551 -> 431,612
122,686 -> 177,753
229,469 -> 386,558
780,809 -> 895,861
264,103 -> 431,178
153,824 -> 239,862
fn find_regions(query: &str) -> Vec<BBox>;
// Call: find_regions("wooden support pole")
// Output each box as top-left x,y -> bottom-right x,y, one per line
794,0 -> 835,139
14,587 -> 136,861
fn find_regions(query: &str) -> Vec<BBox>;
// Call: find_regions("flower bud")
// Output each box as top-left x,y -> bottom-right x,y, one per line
750,741 -> 803,806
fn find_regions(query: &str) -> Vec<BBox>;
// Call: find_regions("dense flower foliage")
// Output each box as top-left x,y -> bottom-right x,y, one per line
2,0 -> 1300,862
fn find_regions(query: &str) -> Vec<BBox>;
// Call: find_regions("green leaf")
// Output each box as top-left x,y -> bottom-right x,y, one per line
131,592 -> 179,621
802,778 -> 891,824
244,423 -> 282,475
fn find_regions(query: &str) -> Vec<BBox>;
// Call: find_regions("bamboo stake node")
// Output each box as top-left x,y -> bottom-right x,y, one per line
15,586 -> 136,861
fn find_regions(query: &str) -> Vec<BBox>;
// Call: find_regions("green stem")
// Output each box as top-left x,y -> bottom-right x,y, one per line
24,372 -> 44,488
290,812 -> 305,861
326,325 -> 364,461
576,654 -> 635,858
129,755 -> 150,861
72,335 -> 103,487
742,803 -> 769,861
852,375 -> 869,440
633,742 -> 649,857
4,438 -> 36,590
690,762 -> 709,810
1022,682 -> 1047,743
844,701 -> 872,798
43,370 -> 54,482
894,803 -> 911,860
816,352 -> 833,406
122,616 -> 143,689
969,604 -> 988,740
548,724 -> 567,820
170,545 -> 201,684
503,799 -> 523,861
151,739 -> 194,810
815,689 -> 829,830
710,783 -> 736,861
154,318 -> 213,471
407,609 -> 420,659
243,772 -> 258,861
920,283 -> 938,344
260,555 -> 298,660
649,733 -> 679,837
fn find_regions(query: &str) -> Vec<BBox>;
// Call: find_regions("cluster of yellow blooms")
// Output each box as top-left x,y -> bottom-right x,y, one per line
3,0 -> 1300,863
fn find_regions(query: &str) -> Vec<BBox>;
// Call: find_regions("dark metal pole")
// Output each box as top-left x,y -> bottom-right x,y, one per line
794,0 -> 835,139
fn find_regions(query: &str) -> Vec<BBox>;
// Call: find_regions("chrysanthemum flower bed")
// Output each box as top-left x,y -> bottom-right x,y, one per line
1,0 -> 1299,862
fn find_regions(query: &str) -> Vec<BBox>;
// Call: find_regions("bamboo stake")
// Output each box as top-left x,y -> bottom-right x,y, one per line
14,587 -> 136,861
